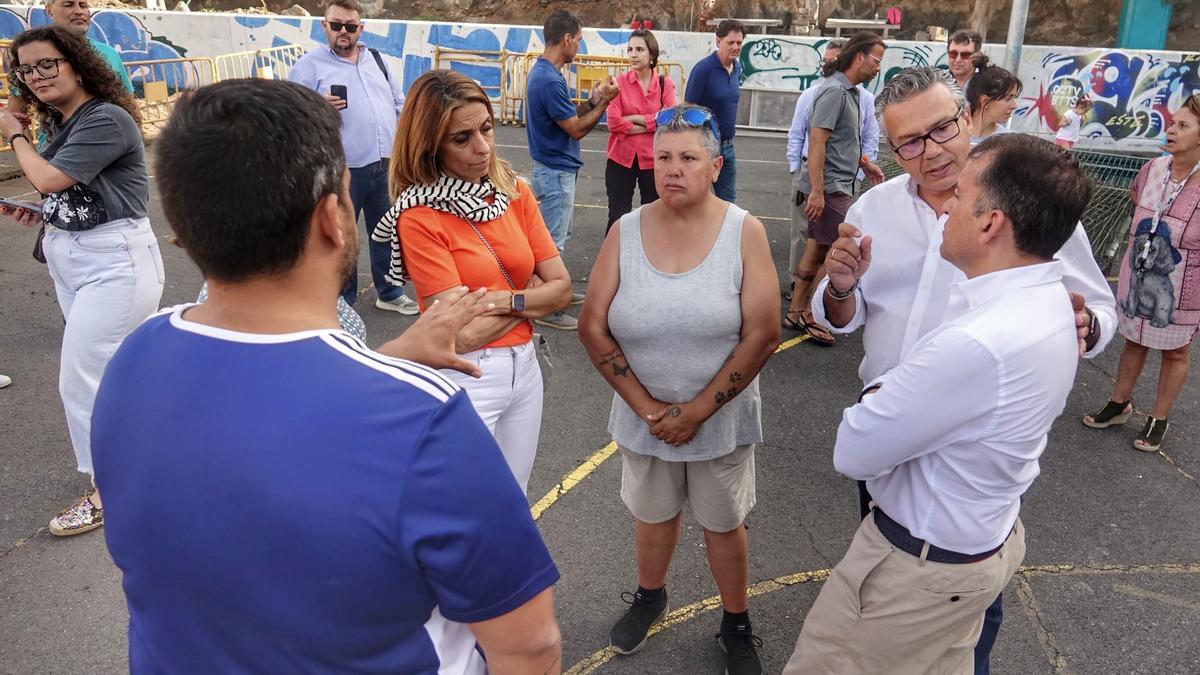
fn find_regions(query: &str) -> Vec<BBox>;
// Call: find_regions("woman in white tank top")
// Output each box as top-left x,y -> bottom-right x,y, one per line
578,105 -> 781,671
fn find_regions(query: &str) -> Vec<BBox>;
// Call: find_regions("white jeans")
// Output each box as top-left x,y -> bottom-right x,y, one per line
43,217 -> 164,475
442,340 -> 543,492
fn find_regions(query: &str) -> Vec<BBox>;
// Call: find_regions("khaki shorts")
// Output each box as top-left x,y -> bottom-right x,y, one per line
619,444 -> 756,533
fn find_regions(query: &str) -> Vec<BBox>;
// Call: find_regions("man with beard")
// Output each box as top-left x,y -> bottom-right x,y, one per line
810,67 -> 1117,674
290,0 -> 418,314
92,79 -> 563,674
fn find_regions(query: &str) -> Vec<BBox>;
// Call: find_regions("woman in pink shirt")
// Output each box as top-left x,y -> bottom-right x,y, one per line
605,29 -> 677,232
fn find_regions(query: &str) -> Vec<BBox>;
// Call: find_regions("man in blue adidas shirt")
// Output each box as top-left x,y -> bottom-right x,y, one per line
92,79 -> 562,675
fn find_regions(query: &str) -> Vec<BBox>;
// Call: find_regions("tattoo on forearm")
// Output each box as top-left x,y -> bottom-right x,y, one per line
714,386 -> 739,406
598,348 -> 631,377
668,406 -> 682,417
729,372 -> 743,383
598,348 -> 623,366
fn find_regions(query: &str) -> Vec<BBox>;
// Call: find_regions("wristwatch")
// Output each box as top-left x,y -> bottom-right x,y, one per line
1083,307 -> 1100,352
510,292 -> 525,313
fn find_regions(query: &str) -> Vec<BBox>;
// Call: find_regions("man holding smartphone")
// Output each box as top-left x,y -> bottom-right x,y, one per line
290,0 -> 417,314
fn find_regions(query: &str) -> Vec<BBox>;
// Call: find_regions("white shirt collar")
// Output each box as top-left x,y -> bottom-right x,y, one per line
953,260 -> 1065,311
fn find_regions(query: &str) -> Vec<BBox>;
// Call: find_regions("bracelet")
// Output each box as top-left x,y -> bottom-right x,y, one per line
826,280 -> 858,301
6,132 -> 27,147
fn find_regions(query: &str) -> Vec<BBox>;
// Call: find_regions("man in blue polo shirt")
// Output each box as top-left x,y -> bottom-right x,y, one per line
92,79 -> 562,675
525,9 -> 618,330
685,19 -> 745,202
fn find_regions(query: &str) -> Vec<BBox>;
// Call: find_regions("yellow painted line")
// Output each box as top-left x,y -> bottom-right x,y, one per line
565,568 -> 833,675
531,442 -> 618,521
775,334 -> 811,352
564,561 -> 1200,674
530,335 -> 810,522
1112,583 -> 1200,611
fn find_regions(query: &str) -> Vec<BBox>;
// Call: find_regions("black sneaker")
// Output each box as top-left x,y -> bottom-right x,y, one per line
610,589 -> 669,655
716,624 -> 763,675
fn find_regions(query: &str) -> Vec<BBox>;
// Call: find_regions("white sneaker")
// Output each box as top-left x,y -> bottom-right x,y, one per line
375,295 -> 420,315
0,374 -> 10,389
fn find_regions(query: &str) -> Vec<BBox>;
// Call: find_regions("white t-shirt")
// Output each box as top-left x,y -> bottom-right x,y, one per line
1056,109 -> 1082,142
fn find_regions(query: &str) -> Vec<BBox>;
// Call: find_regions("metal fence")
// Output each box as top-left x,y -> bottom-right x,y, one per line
212,44 -> 306,82
432,48 -> 687,125
123,57 -> 219,134
873,147 -> 1149,275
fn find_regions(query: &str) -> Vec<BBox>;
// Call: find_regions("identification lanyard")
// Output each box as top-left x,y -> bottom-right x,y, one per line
1139,159 -> 1199,265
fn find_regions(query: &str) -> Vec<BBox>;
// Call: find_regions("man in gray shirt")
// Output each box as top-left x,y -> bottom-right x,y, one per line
783,32 -> 884,346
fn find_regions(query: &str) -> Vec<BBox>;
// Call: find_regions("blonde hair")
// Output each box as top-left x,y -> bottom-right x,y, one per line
388,69 -> 518,199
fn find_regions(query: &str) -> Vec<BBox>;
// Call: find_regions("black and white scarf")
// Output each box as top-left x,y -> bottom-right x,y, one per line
371,174 -> 511,285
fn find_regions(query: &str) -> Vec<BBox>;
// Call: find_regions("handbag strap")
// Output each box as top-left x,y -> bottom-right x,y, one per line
464,221 -> 518,291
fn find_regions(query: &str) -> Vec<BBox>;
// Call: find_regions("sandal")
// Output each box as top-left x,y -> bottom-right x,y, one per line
1082,399 -> 1132,428
1133,417 -> 1169,452
785,310 -> 836,347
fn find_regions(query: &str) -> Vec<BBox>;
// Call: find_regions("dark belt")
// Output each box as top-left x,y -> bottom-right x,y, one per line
872,508 -> 1003,565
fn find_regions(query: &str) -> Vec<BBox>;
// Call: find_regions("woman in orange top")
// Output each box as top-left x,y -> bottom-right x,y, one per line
372,70 -> 572,492
605,28 -> 677,231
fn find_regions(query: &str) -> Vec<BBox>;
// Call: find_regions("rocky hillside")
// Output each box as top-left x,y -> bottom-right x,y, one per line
187,0 -> 1197,51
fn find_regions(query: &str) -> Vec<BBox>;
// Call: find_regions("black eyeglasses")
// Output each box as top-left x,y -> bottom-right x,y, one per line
328,21 -> 359,33
12,57 -> 68,83
890,105 -> 964,160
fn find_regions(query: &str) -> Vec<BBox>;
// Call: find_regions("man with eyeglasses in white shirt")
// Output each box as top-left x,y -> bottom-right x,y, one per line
808,67 -> 1117,674
786,131 -> 1093,675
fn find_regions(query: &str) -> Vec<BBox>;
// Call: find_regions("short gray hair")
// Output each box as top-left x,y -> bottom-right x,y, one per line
653,104 -> 721,158
874,67 -> 966,135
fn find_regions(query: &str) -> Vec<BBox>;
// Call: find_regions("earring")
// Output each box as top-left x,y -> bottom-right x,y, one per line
76,75 -> 82,85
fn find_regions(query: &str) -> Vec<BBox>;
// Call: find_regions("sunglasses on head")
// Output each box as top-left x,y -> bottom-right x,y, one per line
655,107 -> 722,142
328,21 -> 359,33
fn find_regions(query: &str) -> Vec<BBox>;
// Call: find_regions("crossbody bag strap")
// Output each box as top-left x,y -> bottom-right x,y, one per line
464,221 -> 518,291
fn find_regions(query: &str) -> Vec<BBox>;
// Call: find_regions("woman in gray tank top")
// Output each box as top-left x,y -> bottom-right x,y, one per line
579,105 -> 781,674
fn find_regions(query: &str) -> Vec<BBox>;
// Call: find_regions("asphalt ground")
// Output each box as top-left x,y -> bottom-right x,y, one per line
1,126 -> 1198,675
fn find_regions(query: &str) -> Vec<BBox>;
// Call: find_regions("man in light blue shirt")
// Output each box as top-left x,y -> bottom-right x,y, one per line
289,0 -> 416,314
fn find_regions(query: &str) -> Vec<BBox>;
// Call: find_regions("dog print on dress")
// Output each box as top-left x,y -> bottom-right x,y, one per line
1123,218 -> 1182,328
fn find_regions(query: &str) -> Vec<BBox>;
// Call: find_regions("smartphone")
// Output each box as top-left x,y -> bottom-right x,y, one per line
0,197 -> 39,212
330,84 -> 347,107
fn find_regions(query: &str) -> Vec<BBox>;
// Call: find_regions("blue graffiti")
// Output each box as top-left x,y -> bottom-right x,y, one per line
0,9 -> 182,61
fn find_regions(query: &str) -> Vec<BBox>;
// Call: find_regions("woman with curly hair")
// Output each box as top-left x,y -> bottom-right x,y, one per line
0,25 -> 163,536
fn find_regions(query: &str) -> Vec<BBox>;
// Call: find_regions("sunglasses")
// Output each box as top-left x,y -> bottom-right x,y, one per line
655,107 -> 722,142
947,49 -> 974,61
890,105 -> 964,160
12,57 -> 68,83
328,21 -> 359,33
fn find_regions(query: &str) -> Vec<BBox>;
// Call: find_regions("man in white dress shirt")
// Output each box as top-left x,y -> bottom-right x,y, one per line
808,67 -> 1117,673
784,132 -> 1093,674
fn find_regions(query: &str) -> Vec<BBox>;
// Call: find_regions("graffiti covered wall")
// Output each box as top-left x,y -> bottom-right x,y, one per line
0,6 -> 1195,151
738,36 -> 1200,151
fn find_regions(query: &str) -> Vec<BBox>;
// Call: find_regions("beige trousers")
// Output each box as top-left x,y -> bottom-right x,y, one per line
783,515 -> 1025,675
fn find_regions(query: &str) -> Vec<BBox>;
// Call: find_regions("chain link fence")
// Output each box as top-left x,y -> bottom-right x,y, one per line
872,147 -> 1151,275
